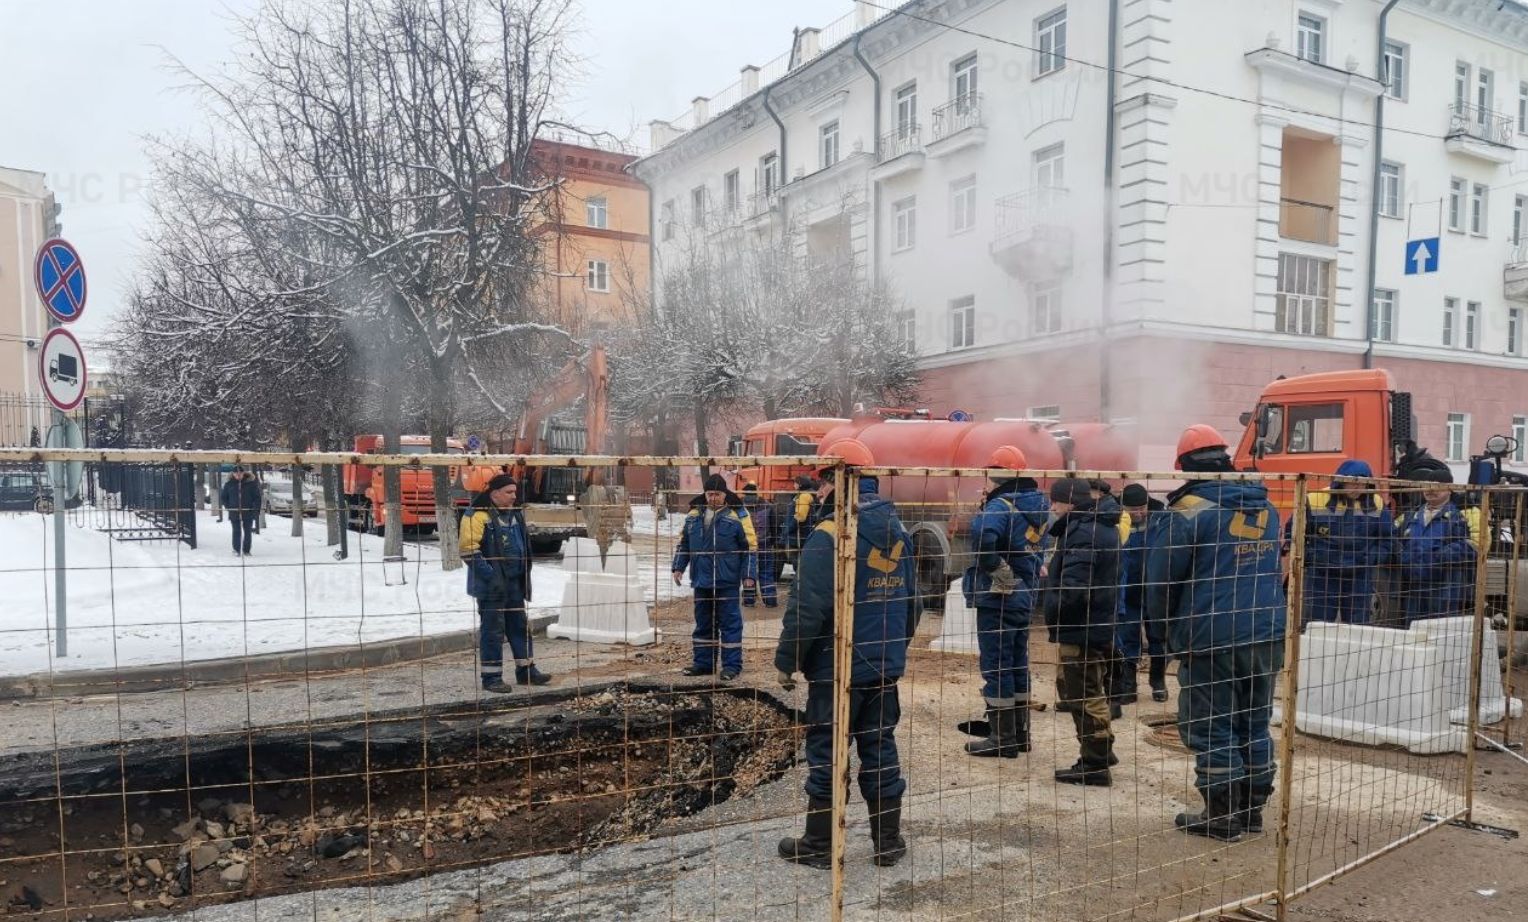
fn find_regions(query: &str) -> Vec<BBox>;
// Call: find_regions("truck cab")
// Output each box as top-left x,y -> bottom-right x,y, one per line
728,417 -> 848,498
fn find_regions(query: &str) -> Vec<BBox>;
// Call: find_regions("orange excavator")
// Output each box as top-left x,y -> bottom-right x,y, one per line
460,345 -> 630,554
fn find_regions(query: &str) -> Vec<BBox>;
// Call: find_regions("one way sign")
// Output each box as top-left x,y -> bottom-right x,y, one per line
1405,237 -> 1440,275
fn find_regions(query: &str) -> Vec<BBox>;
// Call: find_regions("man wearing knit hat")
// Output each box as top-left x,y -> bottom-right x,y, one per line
1393,466 -> 1476,623
1146,425 -> 1284,841
1291,459 -> 1394,625
461,474 -> 550,693
1116,483 -> 1169,703
672,473 -> 758,680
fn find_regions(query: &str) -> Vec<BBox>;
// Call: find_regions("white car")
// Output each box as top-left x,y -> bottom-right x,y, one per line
264,478 -> 317,517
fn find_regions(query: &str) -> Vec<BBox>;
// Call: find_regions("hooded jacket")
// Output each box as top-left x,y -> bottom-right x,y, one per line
1118,498 -> 1166,620
671,489 -> 758,588
963,478 -> 1051,607
1039,495 -> 1122,650
1394,500 -> 1476,620
775,482 -> 915,684
219,475 -> 262,517
1145,480 -> 1285,654
460,492 -> 532,603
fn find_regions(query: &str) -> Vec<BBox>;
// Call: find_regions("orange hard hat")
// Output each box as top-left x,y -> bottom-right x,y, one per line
818,437 -> 875,469
1175,424 -> 1229,470
987,445 -> 1029,472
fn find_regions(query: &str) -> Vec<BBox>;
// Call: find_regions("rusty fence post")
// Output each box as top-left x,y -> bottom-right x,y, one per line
1275,475 -> 1309,922
1465,494 -> 1492,821
829,464 -> 859,922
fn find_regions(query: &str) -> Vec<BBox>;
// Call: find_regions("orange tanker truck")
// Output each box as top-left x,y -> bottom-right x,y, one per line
343,434 -> 466,534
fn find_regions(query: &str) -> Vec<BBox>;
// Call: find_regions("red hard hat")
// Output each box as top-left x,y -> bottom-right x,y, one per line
1175,424 -> 1229,470
818,438 -> 875,469
987,445 -> 1029,472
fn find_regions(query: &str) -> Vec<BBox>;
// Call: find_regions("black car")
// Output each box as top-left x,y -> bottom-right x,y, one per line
0,472 -> 48,513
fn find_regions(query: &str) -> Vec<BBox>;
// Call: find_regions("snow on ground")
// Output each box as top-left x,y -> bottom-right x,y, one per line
0,508 -> 685,677
628,504 -> 684,538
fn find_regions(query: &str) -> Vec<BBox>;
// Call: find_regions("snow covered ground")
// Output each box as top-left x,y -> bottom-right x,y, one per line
0,507 -> 688,678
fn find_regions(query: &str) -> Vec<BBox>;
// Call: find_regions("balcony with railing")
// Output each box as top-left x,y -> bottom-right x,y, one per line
929,95 -> 986,156
872,125 -> 924,180
1278,197 -> 1337,246
1505,243 -> 1528,302
1446,103 -> 1517,163
990,187 -> 1072,279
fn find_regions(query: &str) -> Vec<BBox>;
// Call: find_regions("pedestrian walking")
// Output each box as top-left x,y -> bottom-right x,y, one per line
1146,425 -> 1285,842
960,446 -> 1050,758
776,439 -> 916,869
1394,468 -> 1476,623
673,473 -> 758,681
461,474 -> 550,694
740,482 -> 779,608
1115,483 -> 1169,704
219,466 -> 262,557
1041,477 -> 1122,786
1292,459 -> 1394,626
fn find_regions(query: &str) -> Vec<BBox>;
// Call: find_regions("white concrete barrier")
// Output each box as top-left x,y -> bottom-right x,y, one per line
547,538 -> 656,646
1411,616 -> 1523,725
929,586 -> 979,655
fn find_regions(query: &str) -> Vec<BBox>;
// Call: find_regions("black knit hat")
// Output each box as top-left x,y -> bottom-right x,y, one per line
486,473 -> 516,492
1049,478 -> 1091,505
1121,483 -> 1150,507
703,473 -> 729,492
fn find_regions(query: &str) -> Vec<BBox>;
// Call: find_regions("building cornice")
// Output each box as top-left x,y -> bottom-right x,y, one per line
1403,0 -> 1528,52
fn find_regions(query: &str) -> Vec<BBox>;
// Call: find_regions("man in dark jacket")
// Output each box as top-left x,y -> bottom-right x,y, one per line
672,473 -> 758,681
775,475 -> 819,569
219,467 -> 262,557
1290,459 -> 1394,625
461,474 -> 548,693
775,453 -> 916,870
1116,483 -> 1169,703
1041,477 -> 1122,786
1394,468 -> 1477,623
1146,425 -> 1285,842
740,483 -> 779,608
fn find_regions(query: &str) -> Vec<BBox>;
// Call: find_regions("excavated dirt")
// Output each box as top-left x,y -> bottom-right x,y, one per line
0,686 -> 796,920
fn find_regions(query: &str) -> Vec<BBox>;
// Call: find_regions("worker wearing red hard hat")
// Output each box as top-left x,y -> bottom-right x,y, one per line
958,445 -> 1051,758
1146,424 -> 1285,841
776,438 -> 914,870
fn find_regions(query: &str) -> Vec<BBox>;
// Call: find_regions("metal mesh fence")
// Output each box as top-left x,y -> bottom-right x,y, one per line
0,448 -> 1518,922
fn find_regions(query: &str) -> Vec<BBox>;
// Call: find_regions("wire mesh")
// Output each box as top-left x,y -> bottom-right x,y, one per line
0,449 -> 1518,921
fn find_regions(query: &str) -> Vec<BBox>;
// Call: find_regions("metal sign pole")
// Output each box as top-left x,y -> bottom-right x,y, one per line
53,405 -> 67,659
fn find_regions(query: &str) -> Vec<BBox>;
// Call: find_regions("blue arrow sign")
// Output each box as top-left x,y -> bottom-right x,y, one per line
33,238 -> 88,322
1405,237 -> 1440,275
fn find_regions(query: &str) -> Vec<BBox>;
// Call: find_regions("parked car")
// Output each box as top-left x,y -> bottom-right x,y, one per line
0,471 -> 50,513
264,477 -> 316,517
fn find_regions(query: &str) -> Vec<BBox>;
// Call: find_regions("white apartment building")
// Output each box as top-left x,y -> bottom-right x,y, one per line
634,0 -> 1528,468
0,166 -> 58,403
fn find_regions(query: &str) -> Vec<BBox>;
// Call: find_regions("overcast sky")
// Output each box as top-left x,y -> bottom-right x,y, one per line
0,0 -> 837,344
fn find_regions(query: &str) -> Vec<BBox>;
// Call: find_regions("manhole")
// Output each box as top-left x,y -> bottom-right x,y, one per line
0,683 -> 795,919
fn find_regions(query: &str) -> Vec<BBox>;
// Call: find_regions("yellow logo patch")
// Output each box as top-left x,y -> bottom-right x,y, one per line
868,540 -> 905,574
1228,509 -> 1270,541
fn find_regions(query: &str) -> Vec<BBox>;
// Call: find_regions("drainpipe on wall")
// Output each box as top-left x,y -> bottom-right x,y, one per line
1100,0 -> 1120,421
762,85 -> 787,220
853,27 -> 882,281
1363,0 -> 1403,370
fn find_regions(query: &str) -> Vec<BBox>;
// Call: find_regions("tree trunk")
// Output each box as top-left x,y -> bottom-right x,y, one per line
290,463 -> 306,538
428,358 -> 463,571
209,467 -> 222,520
381,377 -> 405,560
194,467 -> 206,511
693,398 -> 710,480
323,463 -> 342,548
763,397 -> 779,422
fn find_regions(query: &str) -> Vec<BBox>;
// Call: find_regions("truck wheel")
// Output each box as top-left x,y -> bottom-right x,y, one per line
913,531 -> 947,614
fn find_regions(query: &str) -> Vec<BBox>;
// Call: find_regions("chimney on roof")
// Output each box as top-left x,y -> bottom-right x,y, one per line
793,27 -> 821,68
855,1 -> 877,28
740,64 -> 761,96
648,119 -> 682,150
692,96 -> 711,124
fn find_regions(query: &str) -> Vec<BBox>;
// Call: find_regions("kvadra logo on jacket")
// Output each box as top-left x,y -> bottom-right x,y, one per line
868,539 -> 905,574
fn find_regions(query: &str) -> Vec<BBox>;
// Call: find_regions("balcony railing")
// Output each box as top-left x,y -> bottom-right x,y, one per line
1279,197 -> 1337,246
932,94 -> 983,141
994,187 -> 1068,243
878,125 -> 923,162
749,189 -> 780,217
1448,102 -> 1515,146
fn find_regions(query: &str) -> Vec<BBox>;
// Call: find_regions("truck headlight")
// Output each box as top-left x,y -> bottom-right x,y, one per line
566,494 -> 576,503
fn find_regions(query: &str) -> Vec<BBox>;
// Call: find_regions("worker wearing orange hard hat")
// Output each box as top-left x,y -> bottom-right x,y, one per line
1146,424 -> 1285,841
958,445 -> 1050,758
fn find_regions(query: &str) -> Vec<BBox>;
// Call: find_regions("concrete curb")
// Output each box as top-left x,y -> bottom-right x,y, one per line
0,611 -> 560,701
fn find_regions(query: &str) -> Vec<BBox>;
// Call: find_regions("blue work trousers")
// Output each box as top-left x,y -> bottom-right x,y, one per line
692,586 -> 743,672
478,592 -> 532,674
1176,641 -> 1283,796
975,598 -> 1031,702
803,679 -> 907,802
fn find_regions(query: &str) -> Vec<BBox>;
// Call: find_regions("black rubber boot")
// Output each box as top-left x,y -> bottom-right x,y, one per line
964,705 -> 1029,758
868,797 -> 907,867
481,674 -> 513,694
1112,658 -> 1139,706
1148,656 -> 1169,702
1054,760 -> 1112,787
515,664 -> 552,686
1240,780 -> 1270,834
1176,784 -> 1243,842
778,797 -> 833,869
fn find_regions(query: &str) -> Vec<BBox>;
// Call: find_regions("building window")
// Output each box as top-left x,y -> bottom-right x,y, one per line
895,82 -> 918,138
690,186 -> 707,226
1466,301 -> 1481,350
660,200 -> 675,241
1370,289 -> 1396,343
1378,162 -> 1402,218
1478,68 -> 1495,116
896,309 -> 917,353
723,170 -> 740,215
1515,195 -> 1526,245
1032,282 -> 1062,334
1382,41 -> 1407,101
1448,178 -> 1466,232
1520,82 -> 1528,135
760,152 -> 779,197
1510,307 -> 1523,356
953,54 -> 978,107
1443,297 -> 1458,347
1275,253 -> 1332,336
892,196 -> 917,251
585,196 -> 608,229
1035,7 -> 1066,77
1034,142 -> 1066,191
819,120 -> 840,170
1455,61 -> 1470,110
1513,416 -> 1527,463
950,176 -> 977,234
949,296 -> 976,349
1470,183 -> 1488,236
1446,412 -> 1469,462
1028,405 -> 1062,422
1296,13 -> 1325,65
586,259 -> 609,293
